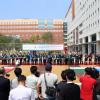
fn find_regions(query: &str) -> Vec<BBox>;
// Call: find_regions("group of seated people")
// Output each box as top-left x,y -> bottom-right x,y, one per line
0,64 -> 100,100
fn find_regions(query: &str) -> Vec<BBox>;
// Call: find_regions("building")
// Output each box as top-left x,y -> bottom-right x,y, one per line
65,0 -> 100,54
63,20 -> 67,48
0,19 -> 64,44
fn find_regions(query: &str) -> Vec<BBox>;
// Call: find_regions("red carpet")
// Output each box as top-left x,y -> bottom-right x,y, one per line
4,67 -> 14,73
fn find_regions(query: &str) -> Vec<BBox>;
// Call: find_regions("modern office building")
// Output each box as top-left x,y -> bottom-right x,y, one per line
65,0 -> 100,54
63,20 -> 67,48
0,19 -> 63,44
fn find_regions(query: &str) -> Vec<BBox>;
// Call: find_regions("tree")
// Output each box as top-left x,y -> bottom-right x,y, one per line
22,33 -> 53,44
24,34 -> 40,43
41,32 -> 53,44
30,35 -> 37,43
0,34 -> 21,50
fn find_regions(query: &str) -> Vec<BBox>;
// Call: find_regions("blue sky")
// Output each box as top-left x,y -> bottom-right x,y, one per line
0,0 -> 71,19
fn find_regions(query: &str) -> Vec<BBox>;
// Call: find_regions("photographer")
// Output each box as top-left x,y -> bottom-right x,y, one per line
37,64 -> 58,100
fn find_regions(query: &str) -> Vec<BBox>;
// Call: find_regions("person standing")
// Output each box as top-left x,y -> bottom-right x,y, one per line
26,66 -> 39,99
11,67 -> 22,89
37,64 -> 58,100
80,67 -> 96,100
9,75 -> 35,100
56,70 -> 67,100
57,69 -> 80,100
15,58 -> 20,67
94,77 -> 100,100
0,67 -> 10,100
91,68 -> 100,100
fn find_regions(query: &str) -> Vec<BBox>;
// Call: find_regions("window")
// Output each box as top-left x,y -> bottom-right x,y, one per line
89,24 -> 90,28
85,37 -> 88,43
89,5 -> 90,8
91,24 -> 92,28
95,10 -> 97,14
98,20 -> 99,26
93,23 -> 94,27
91,34 -> 96,41
93,2 -> 94,6
89,15 -> 90,18
91,3 -> 92,8
95,21 -> 97,27
98,8 -> 99,13
38,20 -> 45,25
93,12 -> 94,16
47,20 -> 53,25
91,14 -> 92,17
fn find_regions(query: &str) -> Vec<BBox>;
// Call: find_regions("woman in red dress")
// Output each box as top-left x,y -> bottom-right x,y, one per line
80,67 -> 96,100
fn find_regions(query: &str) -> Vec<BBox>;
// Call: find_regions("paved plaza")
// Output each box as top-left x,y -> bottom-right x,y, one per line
1,65 -> 100,83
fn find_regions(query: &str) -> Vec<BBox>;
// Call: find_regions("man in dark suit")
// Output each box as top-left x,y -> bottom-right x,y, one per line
0,67 -> 10,100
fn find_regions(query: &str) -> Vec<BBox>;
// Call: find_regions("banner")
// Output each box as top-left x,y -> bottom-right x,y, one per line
22,44 -> 64,51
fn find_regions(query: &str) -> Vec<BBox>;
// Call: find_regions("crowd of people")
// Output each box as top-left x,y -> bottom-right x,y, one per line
0,64 -> 100,100
0,51 -> 100,65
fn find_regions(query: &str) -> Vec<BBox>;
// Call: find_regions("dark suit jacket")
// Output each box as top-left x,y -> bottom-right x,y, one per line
57,82 -> 80,100
93,79 -> 100,100
0,76 -> 10,100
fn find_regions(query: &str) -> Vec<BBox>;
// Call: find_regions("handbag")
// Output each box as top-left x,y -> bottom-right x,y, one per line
44,73 -> 56,97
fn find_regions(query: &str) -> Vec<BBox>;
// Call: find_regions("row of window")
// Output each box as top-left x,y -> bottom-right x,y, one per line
38,25 -> 63,29
0,26 -> 63,29
78,0 -> 100,24
78,0 -> 100,35
88,19 -> 99,28
0,22 -> 38,25
80,0 -> 99,10
84,8 -> 99,23
0,30 -> 63,32
81,7 -> 99,20
79,34 -> 97,44
0,21 -> 63,25
80,19 -> 100,34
